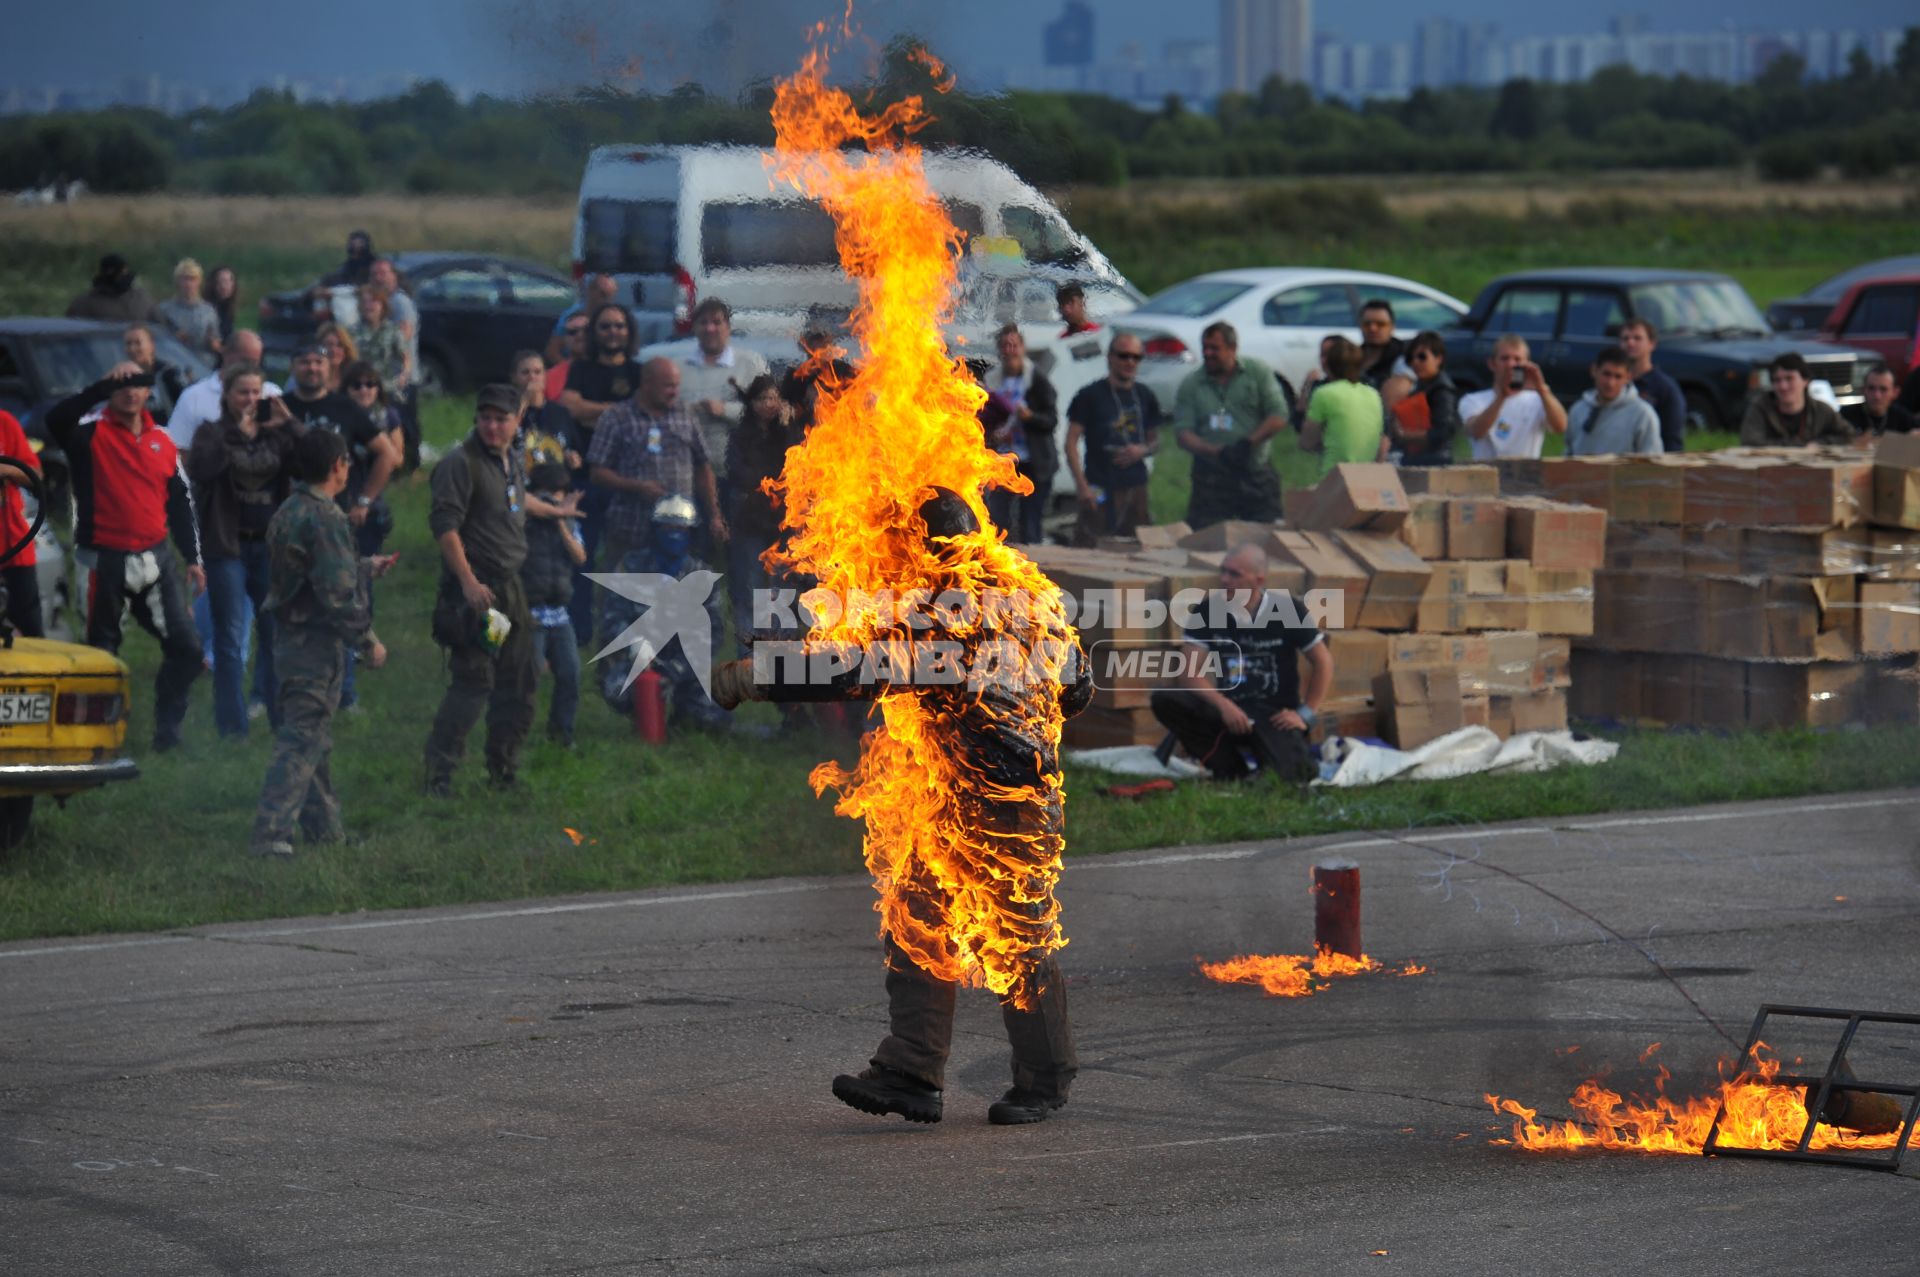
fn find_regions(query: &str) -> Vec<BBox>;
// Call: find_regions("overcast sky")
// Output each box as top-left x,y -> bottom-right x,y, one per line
8,0 -> 1917,96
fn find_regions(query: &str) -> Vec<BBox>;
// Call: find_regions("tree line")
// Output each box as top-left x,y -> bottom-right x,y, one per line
3,29 -> 1917,198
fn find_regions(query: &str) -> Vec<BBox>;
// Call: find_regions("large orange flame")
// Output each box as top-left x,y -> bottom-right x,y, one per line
1201,947 -> 1429,998
1486,1044 -> 1918,1155
766,37 -> 1073,1004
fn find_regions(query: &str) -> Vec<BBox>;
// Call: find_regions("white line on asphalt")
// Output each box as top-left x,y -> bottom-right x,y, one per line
4,793 -> 1914,962
1009,1126 -> 1346,1160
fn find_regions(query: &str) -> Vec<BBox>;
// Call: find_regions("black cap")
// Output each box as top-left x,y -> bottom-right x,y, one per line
475,383 -> 521,416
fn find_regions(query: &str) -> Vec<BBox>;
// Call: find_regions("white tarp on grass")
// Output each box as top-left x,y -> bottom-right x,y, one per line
1068,727 -> 1617,788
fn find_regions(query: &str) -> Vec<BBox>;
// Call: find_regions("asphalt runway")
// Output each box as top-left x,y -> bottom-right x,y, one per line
3,789 -> 1918,1275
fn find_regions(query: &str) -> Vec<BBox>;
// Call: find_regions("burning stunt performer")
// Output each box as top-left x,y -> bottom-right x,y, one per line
710,488 -> 1093,1125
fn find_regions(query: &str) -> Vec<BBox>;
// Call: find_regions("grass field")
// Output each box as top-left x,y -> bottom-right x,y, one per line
3,177 -> 1919,942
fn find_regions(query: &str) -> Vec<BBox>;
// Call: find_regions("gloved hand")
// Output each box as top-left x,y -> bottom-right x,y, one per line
709,658 -> 761,711
1218,437 -> 1253,469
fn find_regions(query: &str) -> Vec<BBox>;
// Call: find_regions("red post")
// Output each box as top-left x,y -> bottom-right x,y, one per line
1313,860 -> 1362,958
633,668 -> 667,744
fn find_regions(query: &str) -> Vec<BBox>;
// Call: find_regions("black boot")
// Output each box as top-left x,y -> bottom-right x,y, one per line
987,1088 -> 1066,1126
831,1066 -> 942,1124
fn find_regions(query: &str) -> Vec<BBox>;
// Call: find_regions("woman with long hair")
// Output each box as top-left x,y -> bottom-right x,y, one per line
203,264 -> 239,347
349,285 -> 410,402
316,323 -> 358,394
185,364 -> 301,738
724,373 -> 796,653
1386,331 -> 1463,467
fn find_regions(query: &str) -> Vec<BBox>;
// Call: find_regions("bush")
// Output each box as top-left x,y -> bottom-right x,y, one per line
1837,128 -> 1897,179
208,155 -> 302,196
1756,136 -> 1822,181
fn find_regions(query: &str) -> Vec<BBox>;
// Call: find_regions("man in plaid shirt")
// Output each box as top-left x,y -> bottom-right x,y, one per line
587,357 -> 726,640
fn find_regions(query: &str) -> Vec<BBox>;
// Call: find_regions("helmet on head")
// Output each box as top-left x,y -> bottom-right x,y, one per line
652,494 -> 699,528
917,486 -> 979,542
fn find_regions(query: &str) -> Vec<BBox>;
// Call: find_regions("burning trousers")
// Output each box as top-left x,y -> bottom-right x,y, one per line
872,935 -> 1077,1102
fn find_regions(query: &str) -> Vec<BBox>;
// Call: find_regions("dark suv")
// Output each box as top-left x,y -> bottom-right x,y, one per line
1439,269 -> 1880,431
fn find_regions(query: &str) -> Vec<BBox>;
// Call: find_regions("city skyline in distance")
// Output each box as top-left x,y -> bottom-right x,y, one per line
3,0 -> 1915,110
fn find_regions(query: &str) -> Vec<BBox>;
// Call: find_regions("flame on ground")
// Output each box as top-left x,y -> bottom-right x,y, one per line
1200,947 -> 1429,998
766,35 -> 1073,1006
1486,1044 -> 1918,1155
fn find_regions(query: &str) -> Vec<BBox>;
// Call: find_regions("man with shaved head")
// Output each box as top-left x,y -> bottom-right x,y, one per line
166,329 -> 276,450
1150,541 -> 1333,783
587,355 -> 724,640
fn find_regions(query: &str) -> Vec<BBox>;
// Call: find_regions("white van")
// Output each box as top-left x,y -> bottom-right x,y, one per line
571,144 -> 1139,344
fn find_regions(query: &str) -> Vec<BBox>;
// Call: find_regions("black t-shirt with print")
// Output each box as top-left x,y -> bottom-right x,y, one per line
1067,379 -> 1162,488
283,390 -> 383,503
1189,609 -> 1324,715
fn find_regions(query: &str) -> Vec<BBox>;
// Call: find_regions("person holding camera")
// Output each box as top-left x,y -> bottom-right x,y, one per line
45,362 -> 206,751
1460,334 -> 1567,461
187,363 -> 305,738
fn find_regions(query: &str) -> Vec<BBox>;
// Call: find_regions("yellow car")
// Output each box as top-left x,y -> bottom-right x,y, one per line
0,635 -> 138,849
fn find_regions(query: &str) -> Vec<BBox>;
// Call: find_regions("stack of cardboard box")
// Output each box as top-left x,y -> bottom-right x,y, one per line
1031,462 -> 1606,751
1495,444 -> 1920,729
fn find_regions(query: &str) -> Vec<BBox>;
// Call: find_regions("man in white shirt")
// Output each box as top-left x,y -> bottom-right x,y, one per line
1459,334 -> 1567,461
164,329 -> 280,450
678,297 -> 769,496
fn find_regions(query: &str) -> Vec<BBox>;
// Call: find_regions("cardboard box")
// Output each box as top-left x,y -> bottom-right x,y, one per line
1178,520 -> 1280,552
1382,698 -> 1466,749
1462,561 -> 1530,631
1504,498 -> 1607,571
1700,577 -> 1768,661
1858,581 -> 1920,654
1741,527 -> 1872,577
1063,705 -> 1167,749
1871,527 -> 1920,581
1746,662 -> 1864,730
1387,632 -> 1490,671
1318,696 -> 1380,742
1873,432 -> 1920,529
1326,629 -> 1390,702
1540,457 -> 1612,510
1495,457 -> 1547,498
1479,630 -> 1541,696
1375,666 -> 1463,705
1495,689 -> 1568,735
1049,561 -> 1169,645
1569,648 -> 1638,721
1684,527 -> 1745,576
1272,532 -> 1366,627
1772,460 -> 1873,528
1863,656 -> 1920,726
1446,498 -> 1509,559
1767,575 -> 1856,661
1400,465 -> 1501,497
1289,464 -> 1410,533
1525,567 -> 1595,637
1609,458 -> 1687,524
1688,655 -> 1748,729
1674,455 -> 1758,526
1416,561 -> 1471,633
1605,523 -> 1688,573
1536,636 -> 1571,689
1136,522 -> 1192,550
1462,696 -> 1491,730
1398,495 -> 1448,560
1335,531 -> 1434,631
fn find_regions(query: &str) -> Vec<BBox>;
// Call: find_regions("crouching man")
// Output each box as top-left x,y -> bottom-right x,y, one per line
1150,541 -> 1332,782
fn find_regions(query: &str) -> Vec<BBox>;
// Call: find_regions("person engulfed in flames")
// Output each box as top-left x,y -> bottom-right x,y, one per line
710,486 -> 1093,1125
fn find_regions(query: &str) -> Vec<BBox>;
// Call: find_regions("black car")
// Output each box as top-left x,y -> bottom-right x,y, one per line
1438,269 -> 1881,431
0,317 -> 213,460
1766,255 -> 1920,333
258,252 -> 576,394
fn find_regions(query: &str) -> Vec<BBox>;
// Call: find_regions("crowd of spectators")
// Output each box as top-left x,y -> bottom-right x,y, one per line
8,249 -> 1920,826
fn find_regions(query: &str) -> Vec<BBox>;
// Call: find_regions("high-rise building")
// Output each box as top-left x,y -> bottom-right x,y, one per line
1219,0 -> 1313,93
1043,2 -> 1097,69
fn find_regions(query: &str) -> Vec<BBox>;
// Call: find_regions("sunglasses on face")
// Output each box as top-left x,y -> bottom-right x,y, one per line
349,380 -> 380,390
566,325 -> 587,336
595,321 -> 627,331
1112,351 -> 1143,362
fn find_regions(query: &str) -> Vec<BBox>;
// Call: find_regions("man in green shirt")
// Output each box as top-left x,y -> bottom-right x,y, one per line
1171,321 -> 1289,528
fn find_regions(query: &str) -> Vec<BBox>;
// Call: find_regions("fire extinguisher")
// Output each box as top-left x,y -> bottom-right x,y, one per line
633,668 -> 667,743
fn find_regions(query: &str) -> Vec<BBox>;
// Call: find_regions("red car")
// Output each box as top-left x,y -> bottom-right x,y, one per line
1816,275 -> 1920,380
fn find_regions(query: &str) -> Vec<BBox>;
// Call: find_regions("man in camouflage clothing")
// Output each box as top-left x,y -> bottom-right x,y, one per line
249,430 -> 391,859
